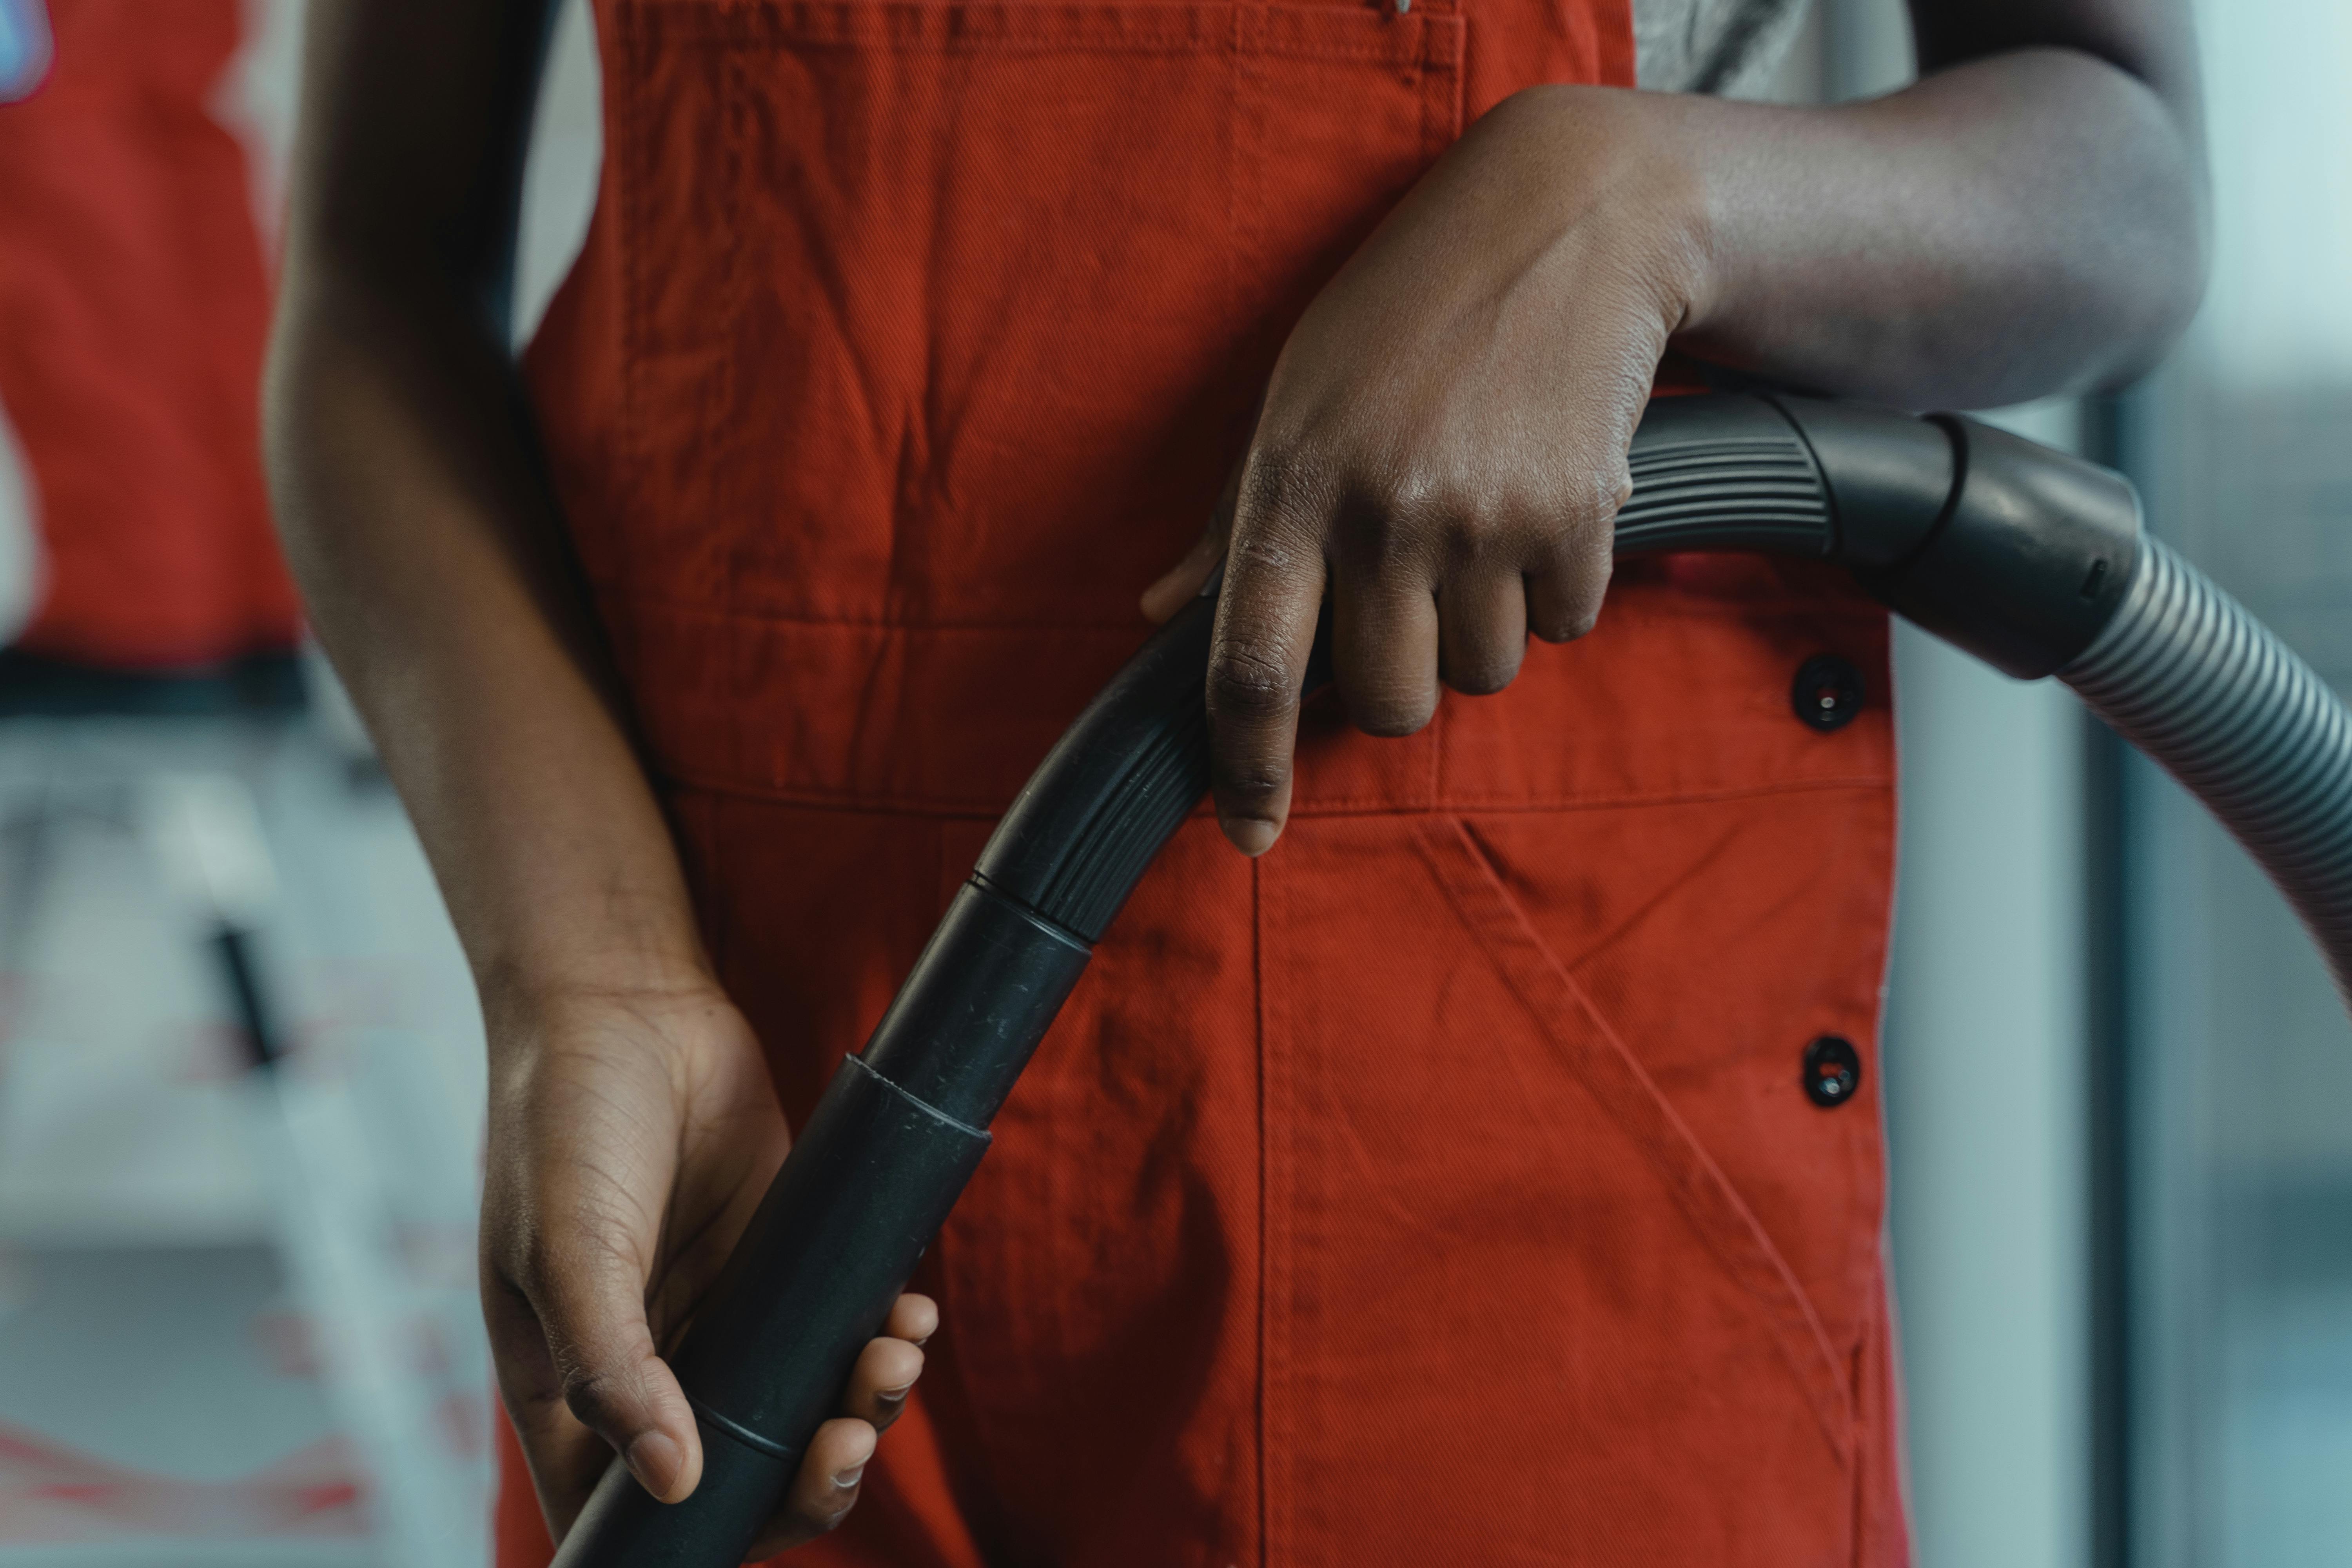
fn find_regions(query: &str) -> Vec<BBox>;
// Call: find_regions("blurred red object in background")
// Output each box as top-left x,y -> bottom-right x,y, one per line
0,0 -> 300,671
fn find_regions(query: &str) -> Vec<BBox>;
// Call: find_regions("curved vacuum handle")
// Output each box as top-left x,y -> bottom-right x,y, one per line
552,393 -> 2352,1567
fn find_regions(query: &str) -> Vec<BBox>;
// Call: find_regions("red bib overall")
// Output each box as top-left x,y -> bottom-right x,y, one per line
499,1 -> 1908,1563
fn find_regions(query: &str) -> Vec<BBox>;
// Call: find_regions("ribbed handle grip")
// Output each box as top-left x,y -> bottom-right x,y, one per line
1617,397 -> 1833,555
973,593 -> 1218,942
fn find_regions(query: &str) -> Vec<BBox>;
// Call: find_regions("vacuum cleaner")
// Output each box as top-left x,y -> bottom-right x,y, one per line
551,392 -> 2352,1567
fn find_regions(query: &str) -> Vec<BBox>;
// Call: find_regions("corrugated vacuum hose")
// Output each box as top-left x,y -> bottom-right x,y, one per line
550,393 -> 2352,1567
2060,538 -> 2352,1002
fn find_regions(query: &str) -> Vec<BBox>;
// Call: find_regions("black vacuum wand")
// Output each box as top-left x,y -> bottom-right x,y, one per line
552,393 -> 2352,1567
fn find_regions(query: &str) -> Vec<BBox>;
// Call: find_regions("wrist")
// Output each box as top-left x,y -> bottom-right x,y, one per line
1488,83 -> 1721,336
474,927 -> 721,1049
478,956 -> 745,1117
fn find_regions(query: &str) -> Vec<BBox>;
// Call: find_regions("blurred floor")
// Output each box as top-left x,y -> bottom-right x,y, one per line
0,703 -> 490,1566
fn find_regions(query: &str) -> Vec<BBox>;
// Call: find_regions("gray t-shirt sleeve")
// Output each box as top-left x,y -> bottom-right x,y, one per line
1632,0 -> 1814,96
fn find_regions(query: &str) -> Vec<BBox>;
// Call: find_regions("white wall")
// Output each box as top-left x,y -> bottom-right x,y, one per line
2194,0 -> 2352,390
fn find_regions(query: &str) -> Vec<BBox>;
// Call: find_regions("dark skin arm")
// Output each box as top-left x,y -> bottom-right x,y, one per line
266,3 -> 928,1556
1149,0 -> 2207,853
268,0 -> 2203,1555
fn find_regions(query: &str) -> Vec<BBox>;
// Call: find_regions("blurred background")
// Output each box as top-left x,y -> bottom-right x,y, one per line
0,0 -> 2343,1564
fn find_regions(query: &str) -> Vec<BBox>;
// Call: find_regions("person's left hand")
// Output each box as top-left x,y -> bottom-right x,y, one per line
1141,84 -> 1714,856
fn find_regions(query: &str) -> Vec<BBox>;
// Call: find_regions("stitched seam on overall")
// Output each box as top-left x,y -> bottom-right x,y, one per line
1410,19 -> 1465,817
715,50 -> 753,792
648,769 -> 1893,819
1512,783 -> 1895,1406
1812,794 -> 1896,1404
622,0 -> 1453,64
1231,4 -> 1284,1559
570,588 -> 1895,629
1252,852 -> 1277,1568
1416,815 -> 1858,1461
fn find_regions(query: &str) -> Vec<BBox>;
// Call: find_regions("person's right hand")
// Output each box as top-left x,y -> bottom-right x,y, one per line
481,979 -> 936,1558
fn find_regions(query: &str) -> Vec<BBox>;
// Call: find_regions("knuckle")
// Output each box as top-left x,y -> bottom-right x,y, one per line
1237,441 -> 1328,525
1374,463 -> 1443,525
516,1216 -> 630,1315
1535,602 -> 1602,643
1207,642 -> 1297,724
1531,548 -> 1612,643
1568,458 -> 1634,525
1228,522 -> 1310,574
1392,485 -> 1543,584
508,1223 -> 565,1301
1347,687 -> 1437,738
1357,468 -> 1465,566
1447,659 -> 1517,697
1345,502 -> 1417,571
555,1364 -> 633,1432
1216,760 -> 1292,804
1441,510 -> 1503,573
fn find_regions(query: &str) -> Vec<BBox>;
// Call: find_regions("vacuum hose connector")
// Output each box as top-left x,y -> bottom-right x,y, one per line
1754,393 -> 2352,999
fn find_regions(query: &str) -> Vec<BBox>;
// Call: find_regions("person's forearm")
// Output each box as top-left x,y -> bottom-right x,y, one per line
264,0 -> 702,1023
264,253 -> 708,1018
1506,45 -> 2205,410
1685,45 -> 2203,405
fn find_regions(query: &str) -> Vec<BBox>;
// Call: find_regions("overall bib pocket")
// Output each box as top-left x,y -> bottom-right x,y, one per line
606,0 -> 1465,630
595,0 -> 1466,810
1254,811 -> 1870,1565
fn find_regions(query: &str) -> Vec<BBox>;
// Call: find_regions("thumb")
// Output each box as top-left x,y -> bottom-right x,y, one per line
510,1234 -> 706,1513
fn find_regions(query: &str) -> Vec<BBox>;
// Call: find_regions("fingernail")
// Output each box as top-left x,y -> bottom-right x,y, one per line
875,1381 -> 915,1403
1220,817 -> 1278,857
832,1462 -> 867,1490
626,1431 -> 684,1499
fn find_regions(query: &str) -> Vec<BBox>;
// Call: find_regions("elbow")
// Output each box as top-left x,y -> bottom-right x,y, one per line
1951,69 -> 2211,404
2107,230 -> 2208,394
2087,123 -> 2210,391
2069,50 -> 2212,392
1892,46 -> 2212,405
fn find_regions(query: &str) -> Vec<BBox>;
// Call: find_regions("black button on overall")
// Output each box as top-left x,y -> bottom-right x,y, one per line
1802,1035 -> 1862,1107
1792,654 -> 1864,732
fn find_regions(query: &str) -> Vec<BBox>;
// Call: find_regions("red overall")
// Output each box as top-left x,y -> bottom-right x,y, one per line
499,0 -> 1908,1563
0,0 -> 299,667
